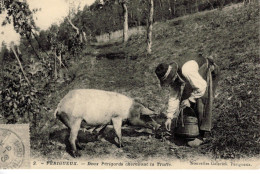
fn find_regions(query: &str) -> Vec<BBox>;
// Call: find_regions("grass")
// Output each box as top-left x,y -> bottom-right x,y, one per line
31,3 -> 260,160
94,3 -> 260,158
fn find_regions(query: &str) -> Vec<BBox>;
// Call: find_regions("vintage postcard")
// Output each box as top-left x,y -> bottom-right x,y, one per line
0,0 -> 259,170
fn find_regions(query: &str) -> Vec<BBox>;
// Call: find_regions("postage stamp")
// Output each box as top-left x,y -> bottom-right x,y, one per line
0,124 -> 30,169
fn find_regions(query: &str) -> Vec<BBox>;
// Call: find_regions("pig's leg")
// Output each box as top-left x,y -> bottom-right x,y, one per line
56,111 -> 72,128
69,117 -> 82,158
76,139 -> 83,150
95,124 -> 108,140
112,117 -> 123,148
56,112 -> 84,151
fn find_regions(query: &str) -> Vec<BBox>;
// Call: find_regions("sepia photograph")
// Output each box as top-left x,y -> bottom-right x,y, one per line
0,0 -> 259,170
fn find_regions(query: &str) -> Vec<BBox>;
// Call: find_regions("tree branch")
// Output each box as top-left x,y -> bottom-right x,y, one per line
67,17 -> 79,35
26,33 -> 41,60
31,31 -> 68,71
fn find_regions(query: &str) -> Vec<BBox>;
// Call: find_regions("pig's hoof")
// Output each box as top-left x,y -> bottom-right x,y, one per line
76,143 -> 83,150
114,137 -> 124,148
71,150 -> 82,158
119,143 -> 124,148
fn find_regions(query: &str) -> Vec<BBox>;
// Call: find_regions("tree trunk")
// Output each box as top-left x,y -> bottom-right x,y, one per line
54,49 -> 57,79
122,2 -> 128,42
67,17 -> 79,35
82,31 -> 87,43
195,0 -> 199,12
173,1 -> 176,16
147,0 -> 154,55
158,0 -> 163,20
167,0 -> 172,18
158,0 -> 162,8
67,17 -> 86,44
10,44 -> 30,85
26,33 -> 41,60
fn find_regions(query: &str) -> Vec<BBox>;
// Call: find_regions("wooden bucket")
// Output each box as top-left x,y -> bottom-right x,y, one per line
175,107 -> 199,139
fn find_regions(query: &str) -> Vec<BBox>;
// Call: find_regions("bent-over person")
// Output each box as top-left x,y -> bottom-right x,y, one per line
155,51 -> 220,147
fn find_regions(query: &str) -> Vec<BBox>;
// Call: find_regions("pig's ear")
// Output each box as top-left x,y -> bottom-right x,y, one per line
140,105 -> 156,116
129,102 -> 142,118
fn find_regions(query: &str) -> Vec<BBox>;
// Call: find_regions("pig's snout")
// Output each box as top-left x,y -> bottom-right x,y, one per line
139,115 -> 161,131
153,121 -> 161,131
149,119 -> 161,131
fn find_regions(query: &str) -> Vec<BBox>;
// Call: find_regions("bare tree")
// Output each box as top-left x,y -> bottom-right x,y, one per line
195,0 -> 199,12
168,0 -> 177,17
10,42 -> 30,85
67,2 -> 87,43
147,0 -> 154,54
167,0 -> 172,17
119,0 -> 129,42
67,17 -> 87,43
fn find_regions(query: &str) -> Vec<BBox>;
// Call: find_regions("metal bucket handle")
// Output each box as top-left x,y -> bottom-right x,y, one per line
177,106 -> 197,128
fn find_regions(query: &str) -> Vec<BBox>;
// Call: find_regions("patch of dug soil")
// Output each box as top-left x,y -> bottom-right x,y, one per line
31,125 -> 211,161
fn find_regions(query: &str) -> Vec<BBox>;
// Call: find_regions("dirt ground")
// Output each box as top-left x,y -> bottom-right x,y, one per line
31,124 -> 211,162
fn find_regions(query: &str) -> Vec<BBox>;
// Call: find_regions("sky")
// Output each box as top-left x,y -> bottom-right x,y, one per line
0,0 -> 96,48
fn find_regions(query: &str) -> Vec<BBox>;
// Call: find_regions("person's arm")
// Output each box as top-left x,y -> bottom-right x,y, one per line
166,95 -> 179,119
165,82 -> 181,131
188,81 -> 207,103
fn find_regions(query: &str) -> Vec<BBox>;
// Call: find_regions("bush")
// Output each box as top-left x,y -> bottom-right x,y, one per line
1,63 -> 41,124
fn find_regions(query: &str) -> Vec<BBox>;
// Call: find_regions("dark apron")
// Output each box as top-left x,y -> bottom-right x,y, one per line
179,59 -> 219,132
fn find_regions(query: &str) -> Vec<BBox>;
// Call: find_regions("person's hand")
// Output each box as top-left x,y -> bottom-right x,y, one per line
181,99 -> 190,108
165,118 -> 172,131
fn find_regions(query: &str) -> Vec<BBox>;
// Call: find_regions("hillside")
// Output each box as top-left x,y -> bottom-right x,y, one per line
31,3 -> 260,161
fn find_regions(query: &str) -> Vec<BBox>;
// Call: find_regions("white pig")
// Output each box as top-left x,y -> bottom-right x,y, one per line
54,89 -> 160,157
